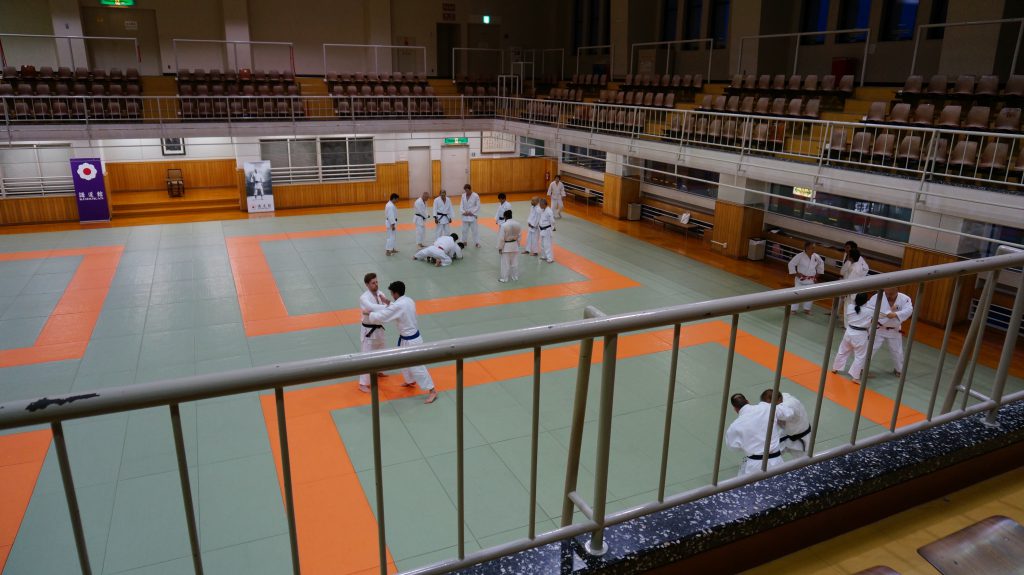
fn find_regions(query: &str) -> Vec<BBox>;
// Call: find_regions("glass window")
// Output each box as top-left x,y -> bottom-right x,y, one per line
927,0 -> 948,39
259,136 -> 375,184
881,0 -> 919,41
801,0 -> 831,45
684,0 -> 703,42
662,0 -> 680,41
642,160 -> 719,198
960,219 -> 1024,258
838,0 -> 870,43
561,145 -> 606,172
519,136 -> 546,157
767,184 -> 911,242
709,0 -> 729,48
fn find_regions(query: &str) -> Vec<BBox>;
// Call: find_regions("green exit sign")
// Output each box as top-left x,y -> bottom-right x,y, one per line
100,0 -> 135,5
444,137 -> 469,145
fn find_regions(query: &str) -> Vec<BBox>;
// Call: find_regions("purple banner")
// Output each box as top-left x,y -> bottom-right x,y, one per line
70,158 -> 111,223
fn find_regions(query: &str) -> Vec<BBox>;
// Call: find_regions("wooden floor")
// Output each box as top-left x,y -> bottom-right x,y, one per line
1,191 -> 1020,377
110,186 -> 241,218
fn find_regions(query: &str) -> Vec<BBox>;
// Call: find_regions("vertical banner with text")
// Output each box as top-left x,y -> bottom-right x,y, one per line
244,161 -> 275,213
70,158 -> 111,223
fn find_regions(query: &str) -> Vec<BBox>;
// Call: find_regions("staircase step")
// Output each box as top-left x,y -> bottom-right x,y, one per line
113,200 -> 240,217
111,197 -> 240,211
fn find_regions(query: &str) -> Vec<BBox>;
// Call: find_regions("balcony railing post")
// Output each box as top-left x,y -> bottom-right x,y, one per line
760,306 -> 792,470
889,282 -> 926,432
561,307 -> 603,527
941,268 -> 999,414
711,314 -> 740,485
585,333 -> 618,556
657,324 -> 682,502
369,372 -> 388,575
169,404 -> 205,575
273,388 -> 302,575
456,359 -> 465,559
807,297 -> 841,457
52,421 -> 93,575
927,276 -> 964,419
528,347 -> 542,539
986,259 -> 1024,425
850,290 -> 885,444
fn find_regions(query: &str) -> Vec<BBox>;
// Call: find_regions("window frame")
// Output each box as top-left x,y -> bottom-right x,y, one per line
258,136 -> 376,184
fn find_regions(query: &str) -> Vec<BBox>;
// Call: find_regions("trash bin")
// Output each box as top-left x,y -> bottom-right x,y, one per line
748,238 -> 766,261
831,57 -> 857,78
627,203 -> 642,221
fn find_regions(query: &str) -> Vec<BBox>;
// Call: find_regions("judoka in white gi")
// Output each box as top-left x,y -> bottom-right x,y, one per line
433,190 -> 453,239
725,393 -> 792,477
384,193 -> 399,256
832,292 -> 874,384
787,241 -> 824,314
459,184 -> 481,247
762,389 -> 811,453
525,196 -> 541,256
497,209 -> 521,282
368,281 -> 437,404
358,272 -> 390,392
413,191 -> 430,248
547,175 -> 566,218
413,233 -> 465,267
872,286 -> 914,377
839,242 -> 870,327
537,198 -> 556,263
494,193 -> 512,225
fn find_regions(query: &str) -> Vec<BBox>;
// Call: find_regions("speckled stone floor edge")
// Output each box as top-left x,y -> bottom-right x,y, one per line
453,399 -> 1024,575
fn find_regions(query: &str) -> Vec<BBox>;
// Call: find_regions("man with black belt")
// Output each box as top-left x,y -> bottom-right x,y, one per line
413,191 -> 430,248
525,196 -> 540,256
537,197 -> 556,263
872,286 -> 914,378
368,280 -> 438,404
494,192 -> 513,225
725,393 -> 792,477
433,189 -> 453,240
497,209 -> 521,283
761,389 -> 811,454
358,272 -> 390,393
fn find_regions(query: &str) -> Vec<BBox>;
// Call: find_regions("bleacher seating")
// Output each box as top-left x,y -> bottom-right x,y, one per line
176,68 -> 304,120
695,94 -> 820,119
621,73 -> 703,101
724,72 -> 853,109
0,64 -> 142,121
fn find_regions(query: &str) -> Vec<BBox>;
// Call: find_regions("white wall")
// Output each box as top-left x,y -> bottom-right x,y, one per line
91,137 -> 236,163
0,0 -> 57,68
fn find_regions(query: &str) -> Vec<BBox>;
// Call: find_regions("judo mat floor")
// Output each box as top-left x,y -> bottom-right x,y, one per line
0,201 -> 1020,575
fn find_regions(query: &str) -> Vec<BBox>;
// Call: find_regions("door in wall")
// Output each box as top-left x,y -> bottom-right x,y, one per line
408,147 -> 432,199
440,145 -> 469,196
80,7 -> 161,75
436,23 -> 460,78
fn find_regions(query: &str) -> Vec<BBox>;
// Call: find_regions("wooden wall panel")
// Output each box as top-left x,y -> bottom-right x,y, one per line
269,162 -> 408,209
468,157 -> 554,195
106,159 -> 237,193
432,160 -> 441,195
712,200 -> 764,259
0,196 -> 78,225
901,245 -> 974,326
602,174 -> 641,219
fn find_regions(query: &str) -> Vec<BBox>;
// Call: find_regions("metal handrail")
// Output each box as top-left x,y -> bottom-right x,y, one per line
910,18 -> 1024,76
451,47 -> 504,82
737,28 -> 871,86
172,39 -> 296,77
0,247 -> 1022,575
0,33 -> 141,69
321,43 -> 428,77
576,44 -> 615,80
629,38 -> 714,81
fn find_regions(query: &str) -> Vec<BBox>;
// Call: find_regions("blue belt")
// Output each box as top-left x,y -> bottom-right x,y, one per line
397,330 -> 421,346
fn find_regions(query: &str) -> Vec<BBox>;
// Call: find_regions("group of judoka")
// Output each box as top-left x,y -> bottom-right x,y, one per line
382,177 -> 566,282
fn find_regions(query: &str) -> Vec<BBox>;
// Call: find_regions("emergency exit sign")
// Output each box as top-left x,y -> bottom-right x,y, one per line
100,0 -> 135,5
444,137 -> 469,145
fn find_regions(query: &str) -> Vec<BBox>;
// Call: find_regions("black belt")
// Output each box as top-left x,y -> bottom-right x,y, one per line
540,225 -> 551,230
781,426 -> 811,443
361,323 -> 385,337
436,213 -> 449,222
528,224 -> 536,229
504,238 -> 518,243
879,326 -> 900,331
747,451 -> 782,461
415,213 -> 427,219
849,326 -> 868,331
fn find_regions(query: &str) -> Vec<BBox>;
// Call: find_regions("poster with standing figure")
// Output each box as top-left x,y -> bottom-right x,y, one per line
244,160 -> 275,213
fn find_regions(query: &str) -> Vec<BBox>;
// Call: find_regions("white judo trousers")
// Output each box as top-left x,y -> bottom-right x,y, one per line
525,205 -> 540,255
873,330 -> 905,371
397,333 -> 434,391
368,296 -> 435,392
537,207 -> 555,262
433,197 -> 453,240
498,219 -> 522,282
413,198 -> 429,246
414,245 -> 452,266
791,278 -> 816,311
384,201 -> 398,252
460,192 -> 481,246
832,330 -> 869,379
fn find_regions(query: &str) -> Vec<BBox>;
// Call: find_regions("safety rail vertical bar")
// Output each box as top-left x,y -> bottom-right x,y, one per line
274,387 -> 301,574
560,330 -> 597,525
586,333 -> 619,556
711,314 -> 740,485
927,277 -> 963,419
169,404 -> 204,575
986,264 -> 1024,424
52,420 -> 92,575
850,291 -> 885,444
941,270 -> 998,414
958,269 -> 1000,411
888,283 -> 925,432
369,372 -> 388,575
760,307 -> 791,470
807,297 -> 840,457
456,359 -> 465,558
529,347 -> 542,539
657,324 -> 682,502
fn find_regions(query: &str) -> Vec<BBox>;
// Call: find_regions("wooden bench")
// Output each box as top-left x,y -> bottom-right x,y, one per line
566,187 -> 599,204
653,214 -> 702,237
918,515 -> 1024,575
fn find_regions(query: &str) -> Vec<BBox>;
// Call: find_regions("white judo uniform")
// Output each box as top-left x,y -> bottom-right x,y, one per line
538,206 -> 555,263
547,179 -> 566,218
526,204 -> 541,255
776,392 -> 811,453
873,292 -> 914,375
368,296 -> 435,392
384,200 -> 398,253
494,200 -> 512,225
725,402 -> 793,477
459,192 -> 481,246
787,251 -> 824,312
498,217 -> 522,282
433,196 -> 453,239
840,256 -> 870,326
832,301 -> 875,382
414,235 -> 463,266
413,197 -> 429,246
359,289 -> 389,388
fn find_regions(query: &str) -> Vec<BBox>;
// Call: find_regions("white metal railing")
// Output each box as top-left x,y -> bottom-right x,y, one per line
0,247 -> 1020,575
737,29 -> 870,86
629,38 -> 714,82
322,43 -> 428,77
0,33 -> 141,71
172,39 -> 296,77
0,175 -> 75,197
270,164 -> 376,184
452,47 -> 504,82
576,44 -> 614,80
910,18 -> 1024,77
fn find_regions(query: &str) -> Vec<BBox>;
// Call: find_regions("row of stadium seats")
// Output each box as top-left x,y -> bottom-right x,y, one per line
895,74 -> 1024,102
726,73 -> 854,98
827,128 -> 1024,177
1,65 -> 141,89
595,90 -> 677,108
176,68 -> 295,87
620,73 -> 704,90
696,95 -> 822,119
2,98 -> 140,121
863,102 -> 1021,132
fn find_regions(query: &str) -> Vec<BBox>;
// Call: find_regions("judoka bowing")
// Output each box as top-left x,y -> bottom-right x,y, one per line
413,233 -> 465,267
368,280 -> 438,404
